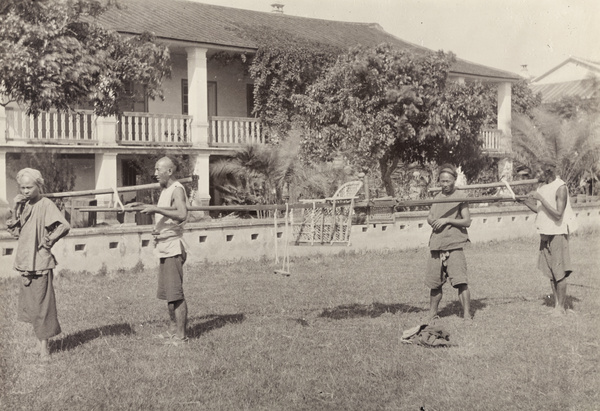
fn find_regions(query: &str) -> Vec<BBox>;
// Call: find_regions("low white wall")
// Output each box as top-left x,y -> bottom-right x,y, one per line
1,203 -> 598,278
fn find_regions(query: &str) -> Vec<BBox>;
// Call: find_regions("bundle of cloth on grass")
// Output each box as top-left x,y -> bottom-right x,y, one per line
401,323 -> 453,347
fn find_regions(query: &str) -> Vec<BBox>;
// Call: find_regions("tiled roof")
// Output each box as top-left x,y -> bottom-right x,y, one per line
97,0 -> 519,81
531,79 -> 599,103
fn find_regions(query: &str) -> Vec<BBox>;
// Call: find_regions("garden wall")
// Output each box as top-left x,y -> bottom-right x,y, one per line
1,202 -> 599,278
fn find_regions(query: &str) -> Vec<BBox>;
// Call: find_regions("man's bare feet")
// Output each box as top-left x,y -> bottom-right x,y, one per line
424,315 -> 440,325
39,340 -> 50,362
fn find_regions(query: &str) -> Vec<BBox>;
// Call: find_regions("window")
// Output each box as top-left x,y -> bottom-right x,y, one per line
120,81 -> 147,112
182,79 -> 188,115
122,160 -> 137,186
184,80 -> 217,116
246,84 -> 255,117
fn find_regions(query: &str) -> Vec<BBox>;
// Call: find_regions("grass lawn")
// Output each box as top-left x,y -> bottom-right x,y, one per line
1,233 -> 599,410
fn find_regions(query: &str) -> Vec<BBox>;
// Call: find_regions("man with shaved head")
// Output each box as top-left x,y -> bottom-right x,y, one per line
141,156 -> 189,344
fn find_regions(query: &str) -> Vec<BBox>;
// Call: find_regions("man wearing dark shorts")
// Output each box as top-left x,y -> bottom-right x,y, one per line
142,157 -> 189,343
520,164 -> 577,316
425,164 -> 472,323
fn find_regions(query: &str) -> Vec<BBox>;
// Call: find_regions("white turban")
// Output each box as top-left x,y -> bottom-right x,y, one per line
16,168 -> 45,193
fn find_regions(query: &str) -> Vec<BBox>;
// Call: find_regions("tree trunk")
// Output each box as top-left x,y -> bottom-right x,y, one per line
379,157 -> 399,197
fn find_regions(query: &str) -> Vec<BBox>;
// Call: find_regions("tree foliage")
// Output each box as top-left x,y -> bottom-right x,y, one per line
546,90 -> 600,120
242,26 -> 342,141
509,80 -> 542,117
0,0 -> 171,116
512,108 -> 600,192
295,44 -> 496,195
7,152 -> 76,209
211,144 -> 288,208
425,81 -> 495,181
210,139 -> 357,215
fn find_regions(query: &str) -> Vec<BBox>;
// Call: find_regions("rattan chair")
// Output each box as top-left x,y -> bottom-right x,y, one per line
294,180 -> 363,245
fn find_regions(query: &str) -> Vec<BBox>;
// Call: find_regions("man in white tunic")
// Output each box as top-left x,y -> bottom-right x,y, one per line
142,157 -> 189,343
521,164 -> 577,316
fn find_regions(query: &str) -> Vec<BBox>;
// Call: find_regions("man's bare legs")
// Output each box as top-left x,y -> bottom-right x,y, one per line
428,285 -> 472,323
550,279 -> 567,315
39,339 -> 49,362
457,284 -> 472,320
168,299 -> 188,339
428,288 -> 443,322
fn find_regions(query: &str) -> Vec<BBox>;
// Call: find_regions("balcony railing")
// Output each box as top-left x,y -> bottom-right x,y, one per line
5,107 -> 96,144
481,128 -> 503,152
209,116 -> 264,146
117,112 -> 192,146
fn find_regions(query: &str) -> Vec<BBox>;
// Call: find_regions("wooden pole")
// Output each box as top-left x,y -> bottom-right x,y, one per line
75,194 -> 527,213
428,179 -> 539,193
43,177 -> 194,199
76,203 -> 331,213
395,195 -> 527,207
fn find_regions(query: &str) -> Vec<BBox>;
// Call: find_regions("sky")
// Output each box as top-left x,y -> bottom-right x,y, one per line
190,0 -> 599,78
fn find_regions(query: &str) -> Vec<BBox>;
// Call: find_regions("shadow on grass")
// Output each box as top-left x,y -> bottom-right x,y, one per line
568,283 -> 599,290
50,323 -> 135,353
319,302 -> 424,320
188,313 -> 245,339
542,294 -> 580,309
438,298 -> 487,319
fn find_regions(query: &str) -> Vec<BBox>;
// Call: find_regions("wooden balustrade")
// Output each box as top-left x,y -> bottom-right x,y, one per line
209,116 -> 264,146
6,110 -> 503,154
117,112 -> 192,145
481,128 -> 503,152
5,108 -> 96,143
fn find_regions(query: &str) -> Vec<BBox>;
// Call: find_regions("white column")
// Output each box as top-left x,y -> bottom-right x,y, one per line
0,104 -> 6,145
0,104 -> 7,206
188,153 -> 211,221
497,82 -> 513,180
497,82 -> 512,152
186,47 -> 209,147
94,153 -> 119,205
94,152 -> 120,224
96,115 -> 118,146
0,148 -> 7,205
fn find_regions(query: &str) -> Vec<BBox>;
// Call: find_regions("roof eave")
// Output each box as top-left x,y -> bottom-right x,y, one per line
117,31 -> 258,54
448,71 -> 521,83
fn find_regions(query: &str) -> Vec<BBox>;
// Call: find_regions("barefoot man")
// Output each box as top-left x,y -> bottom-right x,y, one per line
141,157 -> 189,343
520,164 -> 577,316
425,164 -> 473,323
6,168 -> 70,361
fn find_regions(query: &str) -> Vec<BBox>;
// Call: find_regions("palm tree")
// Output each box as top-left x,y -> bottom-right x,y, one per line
512,108 -> 600,193
210,139 -> 358,217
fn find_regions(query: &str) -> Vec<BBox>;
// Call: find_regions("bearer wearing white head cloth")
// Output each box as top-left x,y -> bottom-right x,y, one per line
6,168 -> 70,362
520,163 -> 577,316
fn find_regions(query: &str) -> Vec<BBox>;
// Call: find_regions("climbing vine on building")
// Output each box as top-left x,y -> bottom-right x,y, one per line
239,25 -> 343,141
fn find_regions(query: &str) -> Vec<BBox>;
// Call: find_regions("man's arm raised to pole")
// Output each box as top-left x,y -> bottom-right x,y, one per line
140,186 -> 188,222
530,185 -> 567,221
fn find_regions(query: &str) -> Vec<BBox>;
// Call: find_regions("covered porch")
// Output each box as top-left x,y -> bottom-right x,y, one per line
0,45 -> 514,204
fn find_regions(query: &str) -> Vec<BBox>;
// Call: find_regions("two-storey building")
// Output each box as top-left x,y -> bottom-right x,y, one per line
0,0 -> 520,208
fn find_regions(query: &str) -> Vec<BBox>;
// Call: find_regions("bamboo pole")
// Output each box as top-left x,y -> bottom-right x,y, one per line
75,194 -> 527,213
76,203 -> 331,213
43,177 -> 194,199
428,178 -> 539,193
395,195 -> 527,207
